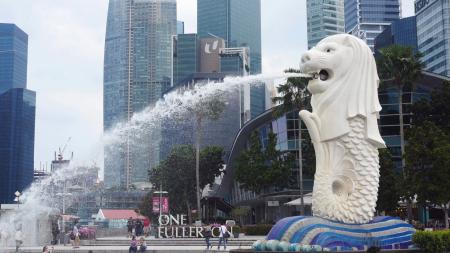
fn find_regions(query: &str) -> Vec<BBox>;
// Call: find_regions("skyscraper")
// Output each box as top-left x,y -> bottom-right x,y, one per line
344,0 -> 400,52
103,0 -> 177,188
197,0 -> 261,74
197,0 -> 265,117
415,0 -> 450,76
0,23 -> 35,204
374,16 -> 418,55
307,0 -> 345,49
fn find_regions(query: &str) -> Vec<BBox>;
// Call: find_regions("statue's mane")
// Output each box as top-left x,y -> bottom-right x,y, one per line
310,34 -> 385,148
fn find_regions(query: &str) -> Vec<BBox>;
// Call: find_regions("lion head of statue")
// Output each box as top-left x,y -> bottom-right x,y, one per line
300,34 -> 385,148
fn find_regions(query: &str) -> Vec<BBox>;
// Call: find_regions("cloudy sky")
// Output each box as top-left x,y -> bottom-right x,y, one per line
0,0 -> 415,171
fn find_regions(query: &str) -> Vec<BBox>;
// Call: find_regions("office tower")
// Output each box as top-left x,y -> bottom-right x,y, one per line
415,0 -> 450,76
197,0 -> 261,74
173,34 -> 199,86
177,20 -> 185,34
0,23 -> 36,204
374,16 -> 418,54
344,0 -> 400,52
103,0 -> 177,188
197,0 -> 265,118
307,0 -> 345,49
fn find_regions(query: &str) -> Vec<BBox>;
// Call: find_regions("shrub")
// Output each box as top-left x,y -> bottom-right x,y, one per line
231,226 -> 241,234
413,230 -> 450,253
242,224 -> 272,235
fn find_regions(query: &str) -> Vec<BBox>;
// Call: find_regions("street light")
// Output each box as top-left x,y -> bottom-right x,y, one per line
154,184 -> 168,221
14,191 -> 21,209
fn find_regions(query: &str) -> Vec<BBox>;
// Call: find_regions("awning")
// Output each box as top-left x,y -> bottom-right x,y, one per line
284,193 -> 313,206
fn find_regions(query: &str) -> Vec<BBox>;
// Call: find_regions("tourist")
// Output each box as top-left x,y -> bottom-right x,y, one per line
127,217 -> 134,238
42,245 -> 53,253
15,228 -> 23,252
72,223 -> 80,248
136,219 -> 143,236
51,219 -> 60,245
138,237 -> 147,252
203,225 -> 212,250
143,218 -> 150,237
217,222 -> 230,250
129,235 -> 138,253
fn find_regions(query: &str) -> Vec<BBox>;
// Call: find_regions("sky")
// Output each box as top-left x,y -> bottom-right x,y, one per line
0,0 -> 415,171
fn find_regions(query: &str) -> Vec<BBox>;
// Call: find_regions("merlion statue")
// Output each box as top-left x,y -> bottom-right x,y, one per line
299,34 -> 385,224
252,35 -> 415,251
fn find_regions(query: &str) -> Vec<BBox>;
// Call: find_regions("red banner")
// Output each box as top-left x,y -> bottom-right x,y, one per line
152,197 -> 169,214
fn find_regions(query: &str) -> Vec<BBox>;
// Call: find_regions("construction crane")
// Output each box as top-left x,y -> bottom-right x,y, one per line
57,137 -> 72,161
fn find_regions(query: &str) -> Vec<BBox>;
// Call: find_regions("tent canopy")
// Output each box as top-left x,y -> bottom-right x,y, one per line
284,193 -> 313,206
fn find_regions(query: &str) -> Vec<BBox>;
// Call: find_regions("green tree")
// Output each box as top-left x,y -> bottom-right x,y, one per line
271,69 -> 313,215
376,149 -> 401,214
405,121 -> 450,228
376,45 -> 423,222
138,191 -> 154,219
149,145 -> 224,223
235,131 -> 293,193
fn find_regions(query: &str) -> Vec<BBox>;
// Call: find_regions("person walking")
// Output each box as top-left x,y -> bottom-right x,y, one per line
15,228 -> 23,253
72,223 -> 80,248
217,223 -> 230,250
203,225 -> 212,250
127,217 -> 134,238
129,235 -> 138,253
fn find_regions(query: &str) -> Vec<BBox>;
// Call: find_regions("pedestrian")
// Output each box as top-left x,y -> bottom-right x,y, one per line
203,225 -> 212,250
143,218 -> 150,237
129,235 -> 138,253
138,237 -> 147,252
42,245 -> 53,253
51,219 -> 60,245
127,217 -> 134,238
217,222 -> 230,250
15,228 -> 23,252
72,223 -> 80,248
136,220 -> 142,236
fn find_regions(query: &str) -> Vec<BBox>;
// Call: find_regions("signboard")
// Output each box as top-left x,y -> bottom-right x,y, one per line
415,0 -> 430,13
152,197 -> 169,214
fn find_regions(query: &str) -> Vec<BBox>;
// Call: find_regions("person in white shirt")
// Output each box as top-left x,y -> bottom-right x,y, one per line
217,223 -> 230,250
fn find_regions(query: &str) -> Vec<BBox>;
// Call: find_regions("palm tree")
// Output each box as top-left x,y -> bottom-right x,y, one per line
376,45 -> 423,223
272,69 -> 311,215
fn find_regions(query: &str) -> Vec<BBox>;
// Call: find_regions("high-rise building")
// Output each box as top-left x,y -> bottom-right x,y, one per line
344,0 -> 400,52
173,34 -> 199,86
103,0 -> 177,189
307,0 -> 345,49
415,0 -> 450,76
0,24 -> 27,94
177,20 -> 185,34
0,23 -> 36,204
197,0 -> 261,74
197,0 -> 264,118
374,16 -> 418,54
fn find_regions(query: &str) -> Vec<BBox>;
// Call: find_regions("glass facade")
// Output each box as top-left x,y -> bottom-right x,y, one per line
173,34 -> 198,86
344,0 -> 400,52
197,0 -> 261,75
103,0 -> 177,188
0,23 -> 27,94
374,16 -> 418,54
307,0 -> 345,49
0,88 -> 36,204
415,0 -> 450,76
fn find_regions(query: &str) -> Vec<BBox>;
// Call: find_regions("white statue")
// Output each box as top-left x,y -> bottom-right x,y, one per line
299,34 -> 386,224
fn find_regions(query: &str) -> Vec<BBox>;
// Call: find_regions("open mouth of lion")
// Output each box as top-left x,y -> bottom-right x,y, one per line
309,69 -> 331,81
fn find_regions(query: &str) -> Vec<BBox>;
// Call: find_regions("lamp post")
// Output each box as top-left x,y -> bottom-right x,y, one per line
14,191 -> 21,209
154,184 -> 168,220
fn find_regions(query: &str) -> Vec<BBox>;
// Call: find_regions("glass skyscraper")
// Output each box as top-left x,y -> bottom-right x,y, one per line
103,0 -> 177,189
197,0 -> 265,118
0,23 -> 35,204
307,0 -> 345,49
415,0 -> 450,76
197,0 -> 261,74
173,34 -> 198,86
374,16 -> 418,54
344,0 -> 400,52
